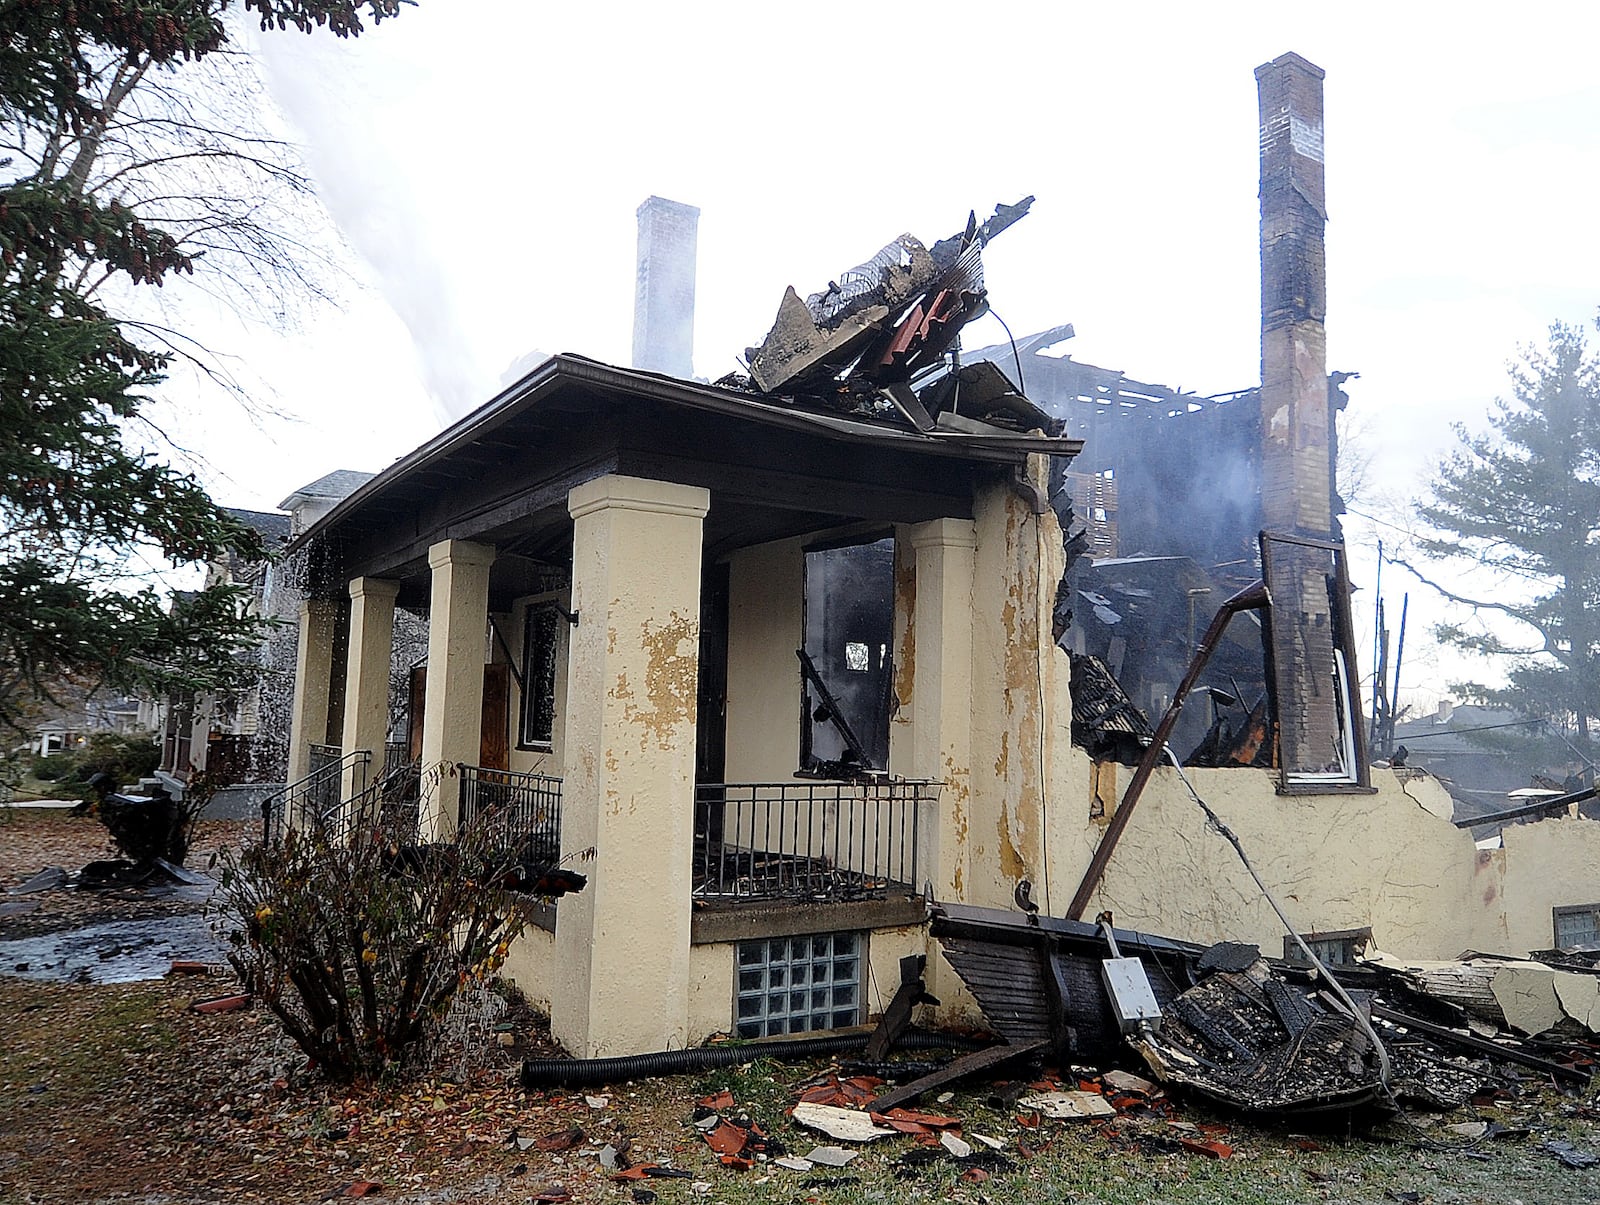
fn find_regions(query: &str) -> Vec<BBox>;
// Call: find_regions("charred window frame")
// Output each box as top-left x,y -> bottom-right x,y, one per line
1554,904 -> 1600,949
1259,532 -> 1373,793
517,598 -> 563,751
1283,926 -> 1371,967
799,534 -> 896,777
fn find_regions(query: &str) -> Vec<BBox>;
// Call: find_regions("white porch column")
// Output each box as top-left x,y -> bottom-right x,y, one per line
287,598 -> 338,783
552,474 -> 709,1058
341,577 -> 400,805
908,519 -> 977,903
420,540 -> 496,839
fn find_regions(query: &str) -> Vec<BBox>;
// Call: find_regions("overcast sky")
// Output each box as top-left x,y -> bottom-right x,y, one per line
151,1 -> 1600,708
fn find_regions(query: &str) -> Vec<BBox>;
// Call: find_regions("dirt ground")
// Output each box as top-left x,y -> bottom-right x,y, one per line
0,811 -> 252,940
3,811 -> 1600,1205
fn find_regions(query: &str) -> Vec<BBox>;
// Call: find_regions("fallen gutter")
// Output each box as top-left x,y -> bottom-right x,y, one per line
520,1028 -> 983,1090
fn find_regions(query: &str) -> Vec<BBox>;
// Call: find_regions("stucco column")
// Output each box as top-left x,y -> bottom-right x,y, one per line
287,598 -> 338,784
420,540 -> 496,838
341,577 -> 400,806
552,474 -> 709,1058
908,519 -> 977,904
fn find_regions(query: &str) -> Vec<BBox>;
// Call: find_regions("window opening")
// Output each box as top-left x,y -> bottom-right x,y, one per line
800,536 -> 895,776
1283,926 -> 1371,967
518,600 -> 562,749
735,931 -> 863,1037
1554,905 -> 1600,949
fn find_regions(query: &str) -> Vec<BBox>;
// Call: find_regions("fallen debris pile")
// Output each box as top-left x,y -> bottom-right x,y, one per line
930,901 -> 1597,1120
730,199 -> 1063,443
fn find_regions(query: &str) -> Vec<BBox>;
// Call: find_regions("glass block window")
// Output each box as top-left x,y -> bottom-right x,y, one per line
734,932 -> 863,1038
1554,905 -> 1600,949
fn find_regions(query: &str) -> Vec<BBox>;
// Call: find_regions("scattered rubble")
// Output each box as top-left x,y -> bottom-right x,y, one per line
1017,1090 -> 1118,1120
931,899 -> 1597,1122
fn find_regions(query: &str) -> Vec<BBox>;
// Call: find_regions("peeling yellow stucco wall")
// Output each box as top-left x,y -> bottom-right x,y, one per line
963,460 -> 1065,911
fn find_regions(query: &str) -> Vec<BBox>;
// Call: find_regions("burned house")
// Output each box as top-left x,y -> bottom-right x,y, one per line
270,55 -> 1600,1059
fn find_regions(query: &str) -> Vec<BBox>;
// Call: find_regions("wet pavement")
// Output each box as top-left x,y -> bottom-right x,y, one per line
0,913 -> 229,983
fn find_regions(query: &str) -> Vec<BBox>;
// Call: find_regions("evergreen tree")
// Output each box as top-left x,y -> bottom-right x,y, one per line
0,2 -> 405,730
1403,320 -> 1600,745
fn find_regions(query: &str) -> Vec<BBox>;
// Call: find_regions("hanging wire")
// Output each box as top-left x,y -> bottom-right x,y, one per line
987,306 -> 1026,396
1161,750 -> 1393,1092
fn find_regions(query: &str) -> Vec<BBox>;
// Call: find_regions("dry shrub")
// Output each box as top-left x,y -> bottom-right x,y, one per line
211,802 -> 574,1083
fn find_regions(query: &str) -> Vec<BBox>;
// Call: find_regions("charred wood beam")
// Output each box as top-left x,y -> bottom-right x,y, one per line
1367,1002 -> 1590,1084
797,648 -> 871,767
931,902 -> 1204,960
865,1039 -> 1048,1114
865,955 -> 938,1061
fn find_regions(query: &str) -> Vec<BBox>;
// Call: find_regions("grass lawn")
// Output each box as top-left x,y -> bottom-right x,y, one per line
2,972 -> 1597,1205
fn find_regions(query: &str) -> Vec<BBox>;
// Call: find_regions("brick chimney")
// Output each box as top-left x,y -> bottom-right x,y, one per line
631,196 -> 700,379
1257,53 -> 1341,777
1257,52 -> 1330,537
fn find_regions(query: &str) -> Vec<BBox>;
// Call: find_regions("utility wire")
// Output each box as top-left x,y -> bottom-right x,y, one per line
1398,718 -> 1552,739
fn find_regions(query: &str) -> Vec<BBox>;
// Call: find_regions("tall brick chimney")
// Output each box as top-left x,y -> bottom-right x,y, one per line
1256,53 -> 1341,777
631,196 -> 699,379
1257,51 -> 1329,537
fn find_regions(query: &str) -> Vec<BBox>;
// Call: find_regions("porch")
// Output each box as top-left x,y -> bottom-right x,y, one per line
277,356 -> 1075,1056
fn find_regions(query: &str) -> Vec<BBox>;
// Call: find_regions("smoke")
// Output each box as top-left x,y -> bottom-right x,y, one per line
252,34 -> 481,427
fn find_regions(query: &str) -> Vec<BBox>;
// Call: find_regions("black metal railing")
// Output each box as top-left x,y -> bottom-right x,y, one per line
458,764 -> 562,865
260,747 -> 368,844
384,741 -> 412,777
338,753 -> 423,844
693,779 -> 939,903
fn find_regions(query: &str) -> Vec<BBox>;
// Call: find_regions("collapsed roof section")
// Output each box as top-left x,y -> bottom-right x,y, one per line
733,200 -> 1060,440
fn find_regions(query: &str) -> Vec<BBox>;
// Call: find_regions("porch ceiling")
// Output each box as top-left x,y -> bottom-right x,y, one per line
296,355 -> 1080,600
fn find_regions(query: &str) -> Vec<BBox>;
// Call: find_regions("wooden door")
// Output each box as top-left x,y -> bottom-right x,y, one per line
407,666 -> 426,761
479,663 -> 510,771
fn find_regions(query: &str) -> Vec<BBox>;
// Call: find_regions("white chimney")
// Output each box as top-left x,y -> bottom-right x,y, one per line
631,196 -> 699,379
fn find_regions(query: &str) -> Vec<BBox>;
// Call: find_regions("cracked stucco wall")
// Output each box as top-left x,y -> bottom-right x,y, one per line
1486,818 -> 1600,954
1046,755 -> 1485,959
964,461 -> 1067,913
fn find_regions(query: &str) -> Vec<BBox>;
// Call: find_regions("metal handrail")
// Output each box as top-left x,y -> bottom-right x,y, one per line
260,748 -> 370,844
333,753 -> 423,844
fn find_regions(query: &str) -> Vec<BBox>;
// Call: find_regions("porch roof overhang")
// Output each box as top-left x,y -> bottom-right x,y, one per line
292,354 -> 1082,604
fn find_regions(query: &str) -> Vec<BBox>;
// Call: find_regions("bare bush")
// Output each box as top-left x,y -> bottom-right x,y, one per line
210,799 -> 581,1083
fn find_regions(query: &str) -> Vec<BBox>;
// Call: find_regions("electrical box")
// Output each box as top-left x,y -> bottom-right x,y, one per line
1101,957 -> 1164,1033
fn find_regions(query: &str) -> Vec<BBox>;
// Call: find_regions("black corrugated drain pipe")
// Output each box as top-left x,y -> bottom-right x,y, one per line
521,1028 -> 986,1090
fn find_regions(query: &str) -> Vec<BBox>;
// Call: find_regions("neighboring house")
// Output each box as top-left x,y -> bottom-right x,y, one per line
155,477 -> 374,794
28,692 -> 151,757
279,470 -> 378,540
1391,701 -> 1593,830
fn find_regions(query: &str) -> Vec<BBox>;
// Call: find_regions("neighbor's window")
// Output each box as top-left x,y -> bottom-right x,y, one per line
735,932 -> 863,1038
1554,905 -> 1600,949
518,600 -> 562,749
800,536 -> 895,776
1284,927 -> 1372,967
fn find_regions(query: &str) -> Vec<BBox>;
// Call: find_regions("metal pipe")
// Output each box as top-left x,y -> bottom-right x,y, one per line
1065,579 -> 1271,920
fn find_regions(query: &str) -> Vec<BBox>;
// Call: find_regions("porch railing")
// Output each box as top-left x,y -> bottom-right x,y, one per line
458,764 -> 562,865
260,747 -> 368,844
338,753 -> 423,844
383,740 -> 413,778
693,779 -> 939,904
